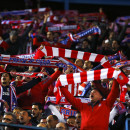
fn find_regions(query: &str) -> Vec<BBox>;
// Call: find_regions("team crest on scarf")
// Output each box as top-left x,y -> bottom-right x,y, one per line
119,75 -> 124,80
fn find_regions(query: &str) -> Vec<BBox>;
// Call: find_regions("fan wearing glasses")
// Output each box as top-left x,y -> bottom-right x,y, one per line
2,112 -> 17,130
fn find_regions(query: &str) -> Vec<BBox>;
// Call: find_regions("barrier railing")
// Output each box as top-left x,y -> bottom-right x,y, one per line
0,122 -> 47,130
125,118 -> 130,130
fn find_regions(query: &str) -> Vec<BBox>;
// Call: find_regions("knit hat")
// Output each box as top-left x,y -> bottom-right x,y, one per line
92,81 -> 110,98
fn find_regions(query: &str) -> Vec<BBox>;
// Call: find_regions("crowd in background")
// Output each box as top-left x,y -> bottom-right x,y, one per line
0,5 -> 130,130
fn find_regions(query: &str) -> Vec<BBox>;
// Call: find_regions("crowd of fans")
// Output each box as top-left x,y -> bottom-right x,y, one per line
0,5 -> 130,130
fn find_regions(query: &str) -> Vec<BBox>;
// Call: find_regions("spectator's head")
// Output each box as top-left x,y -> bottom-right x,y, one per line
89,87 -> 103,103
19,110 -> 32,125
112,39 -> 120,51
37,117 -> 47,128
90,81 -> 110,103
67,116 -> 76,126
103,39 -> 111,50
75,59 -> 84,68
46,31 -> 54,41
56,122 -> 68,130
46,115 -> 58,129
15,75 -> 22,82
2,112 -> 17,125
9,66 -> 18,79
32,102 -> 43,120
82,39 -> 90,49
9,30 -> 18,43
53,32 -> 61,39
40,117 -> 47,126
37,123 -> 46,128
13,107 -> 23,122
1,72 -> 12,86
83,60 -> 93,70
75,111 -> 81,128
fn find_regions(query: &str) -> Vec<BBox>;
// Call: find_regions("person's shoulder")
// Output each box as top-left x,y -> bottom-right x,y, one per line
5,38 -> 10,43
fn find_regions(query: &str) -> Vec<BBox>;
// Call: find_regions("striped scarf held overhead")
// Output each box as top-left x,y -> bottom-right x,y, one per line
68,26 -> 101,42
55,68 -> 130,104
34,46 -> 111,68
56,68 -> 130,87
1,8 -> 50,16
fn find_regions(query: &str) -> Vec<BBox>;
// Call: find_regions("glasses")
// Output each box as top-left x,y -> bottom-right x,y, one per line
2,118 -> 12,122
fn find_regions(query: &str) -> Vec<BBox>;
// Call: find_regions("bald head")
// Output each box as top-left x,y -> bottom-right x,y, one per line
56,122 -> 68,130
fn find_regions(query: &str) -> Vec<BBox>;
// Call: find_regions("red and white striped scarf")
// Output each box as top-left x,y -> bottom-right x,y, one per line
54,83 -> 79,98
1,20 -> 32,25
56,68 -> 130,87
55,68 -> 130,103
0,54 -> 62,68
34,46 -> 111,68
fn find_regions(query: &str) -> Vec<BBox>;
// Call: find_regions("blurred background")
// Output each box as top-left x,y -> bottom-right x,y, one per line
0,0 -> 130,21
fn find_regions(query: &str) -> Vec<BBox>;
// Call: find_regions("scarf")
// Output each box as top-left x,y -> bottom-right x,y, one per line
34,46 -> 111,68
0,84 -> 17,111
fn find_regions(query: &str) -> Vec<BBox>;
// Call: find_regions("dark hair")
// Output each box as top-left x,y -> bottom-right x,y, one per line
4,112 -> 17,123
21,110 -> 32,118
52,115 -> 58,121
67,116 -> 76,119
32,102 -> 43,110
92,81 -> 110,98
112,38 -> 120,45
9,30 -> 18,36
1,72 -> 12,80
13,107 -> 23,111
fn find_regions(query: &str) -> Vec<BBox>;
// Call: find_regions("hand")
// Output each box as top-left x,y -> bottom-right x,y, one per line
105,56 -> 108,60
64,65 -> 73,74
3,101 -> 9,109
44,12 -> 50,19
114,67 -> 120,71
43,12 -> 50,23
39,44 -> 44,50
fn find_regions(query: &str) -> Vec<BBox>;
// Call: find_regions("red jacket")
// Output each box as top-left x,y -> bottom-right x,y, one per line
17,69 -> 62,110
60,79 -> 119,130
33,37 -> 71,49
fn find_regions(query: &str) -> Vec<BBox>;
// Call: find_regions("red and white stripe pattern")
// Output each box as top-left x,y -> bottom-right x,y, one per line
12,23 -> 31,29
1,8 -> 51,16
1,20 -> 32,25
78,82 -> 88,96
56,68 -> 130,87
25,7 -> 50,13
10,72 -> 45,78
34,46 -> 111,68
0,54 -> 61,68
54,83 -> 79,98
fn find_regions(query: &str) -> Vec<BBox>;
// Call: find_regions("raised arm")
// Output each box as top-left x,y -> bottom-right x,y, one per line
40,12 -> 50,35
106,79 -> 120,108
21,22 -> 33,39
60,86 -> 83,111
15,77 -> 42,95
